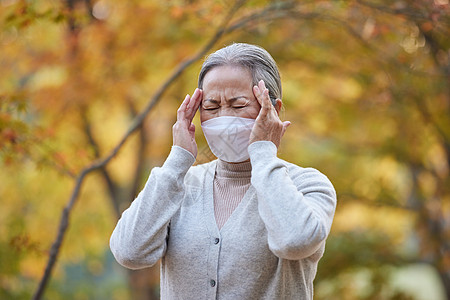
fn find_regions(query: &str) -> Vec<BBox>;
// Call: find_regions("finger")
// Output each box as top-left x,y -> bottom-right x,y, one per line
253,80 -> 265,106
194,89 -> 203,112
177,94 -> 190,119
258,79 -> 266,93
186,88 -> 199,110
186,88 -> 202,120
261,81 -> 275,111
257,80 -> 273,111
253,85 -> 262,106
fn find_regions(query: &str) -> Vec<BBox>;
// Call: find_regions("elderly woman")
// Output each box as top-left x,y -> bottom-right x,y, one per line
110,43 -> 336,299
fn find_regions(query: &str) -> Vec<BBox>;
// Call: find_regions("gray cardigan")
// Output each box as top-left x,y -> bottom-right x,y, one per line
110,141 -> 337,299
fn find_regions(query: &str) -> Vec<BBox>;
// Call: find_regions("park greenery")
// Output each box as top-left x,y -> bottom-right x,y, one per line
0,0 -> 449,299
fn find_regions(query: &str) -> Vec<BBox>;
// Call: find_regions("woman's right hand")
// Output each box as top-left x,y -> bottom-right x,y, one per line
173,88 -> 203,158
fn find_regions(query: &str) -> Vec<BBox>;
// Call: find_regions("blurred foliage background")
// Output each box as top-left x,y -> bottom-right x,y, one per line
0,0 -> 449,299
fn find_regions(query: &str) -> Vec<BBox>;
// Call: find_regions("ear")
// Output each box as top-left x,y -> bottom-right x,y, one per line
274,98 -> 282,115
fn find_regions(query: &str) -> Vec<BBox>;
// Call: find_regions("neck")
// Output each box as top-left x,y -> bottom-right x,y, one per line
216,159 -> 252,179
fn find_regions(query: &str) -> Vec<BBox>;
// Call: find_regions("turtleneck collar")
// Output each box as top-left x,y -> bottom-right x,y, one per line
215,159 -> 252,179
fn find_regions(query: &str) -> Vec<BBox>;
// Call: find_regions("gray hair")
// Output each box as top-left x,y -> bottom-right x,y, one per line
198,43 -> 282,105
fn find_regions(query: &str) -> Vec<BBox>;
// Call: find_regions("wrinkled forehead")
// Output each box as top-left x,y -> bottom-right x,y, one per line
201,65 -> 254,93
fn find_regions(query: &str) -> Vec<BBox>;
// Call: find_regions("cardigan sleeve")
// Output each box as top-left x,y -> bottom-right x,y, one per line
248,141 -> 337,260
110,146 -> 195,269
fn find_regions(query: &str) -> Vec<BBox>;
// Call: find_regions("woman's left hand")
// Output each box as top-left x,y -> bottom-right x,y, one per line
249,80 -> 291,148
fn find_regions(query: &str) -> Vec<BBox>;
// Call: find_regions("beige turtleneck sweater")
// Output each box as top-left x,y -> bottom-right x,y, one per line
213,159 -> 252,229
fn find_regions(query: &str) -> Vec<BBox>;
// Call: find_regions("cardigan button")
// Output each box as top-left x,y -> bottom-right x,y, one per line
210,279 -> 216,287
214,238 -> 220,244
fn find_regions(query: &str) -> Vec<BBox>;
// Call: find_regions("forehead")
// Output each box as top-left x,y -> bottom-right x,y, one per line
202,65 -> 253,93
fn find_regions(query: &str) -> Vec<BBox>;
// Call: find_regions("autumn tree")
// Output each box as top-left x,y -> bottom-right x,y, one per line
0,0 -> 448,299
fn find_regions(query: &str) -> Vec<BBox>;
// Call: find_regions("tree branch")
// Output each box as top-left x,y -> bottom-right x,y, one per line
126,99 -> 147,204
80,108 -> 122,218
356,0 -> 429,20
32,165 -> 93,300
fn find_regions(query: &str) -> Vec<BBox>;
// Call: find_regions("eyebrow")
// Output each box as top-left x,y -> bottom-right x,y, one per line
203,96 -> 248,104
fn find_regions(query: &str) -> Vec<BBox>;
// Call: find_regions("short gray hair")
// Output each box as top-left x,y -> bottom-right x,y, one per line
198,43 -> 282,105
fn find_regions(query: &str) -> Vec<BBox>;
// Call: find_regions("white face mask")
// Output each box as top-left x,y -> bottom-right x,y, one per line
201,116 -> 255,163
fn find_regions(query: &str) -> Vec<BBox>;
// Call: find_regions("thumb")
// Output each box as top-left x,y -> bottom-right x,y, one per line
188,122 -> 196,137
281,121 -> 291,137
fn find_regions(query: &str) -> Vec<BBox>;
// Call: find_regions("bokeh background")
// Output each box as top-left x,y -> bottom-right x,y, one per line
1,0 -> 449,299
